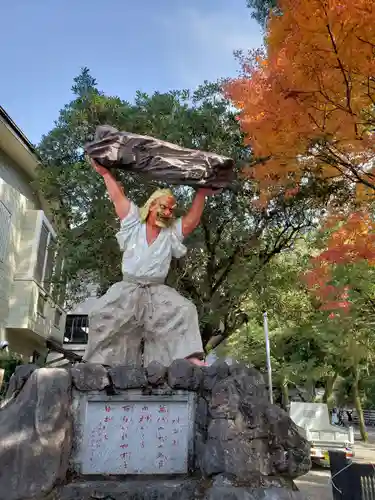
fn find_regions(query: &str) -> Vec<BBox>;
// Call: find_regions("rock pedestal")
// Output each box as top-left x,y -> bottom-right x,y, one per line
0,361 -> 311,500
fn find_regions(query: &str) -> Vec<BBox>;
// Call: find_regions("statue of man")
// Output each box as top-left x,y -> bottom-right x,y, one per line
83,159 -> 219,367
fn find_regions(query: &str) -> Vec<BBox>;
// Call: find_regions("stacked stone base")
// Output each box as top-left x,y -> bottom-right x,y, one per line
0,360 -> 311,500
52,477 -> 306,500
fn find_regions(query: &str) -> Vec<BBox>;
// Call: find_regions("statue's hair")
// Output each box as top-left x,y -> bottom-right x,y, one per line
139,188 -> 175,223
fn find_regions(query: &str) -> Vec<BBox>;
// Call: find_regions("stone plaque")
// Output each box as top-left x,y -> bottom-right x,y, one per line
79,393 -> 195,475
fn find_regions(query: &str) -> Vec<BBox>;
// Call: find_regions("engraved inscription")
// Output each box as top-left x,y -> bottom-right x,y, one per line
82,399 -> 190,475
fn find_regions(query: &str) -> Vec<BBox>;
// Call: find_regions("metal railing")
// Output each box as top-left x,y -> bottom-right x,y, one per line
64,315 -> 89,344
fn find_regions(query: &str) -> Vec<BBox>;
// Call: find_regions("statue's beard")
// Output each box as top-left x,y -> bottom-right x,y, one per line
155,211 -> 175,228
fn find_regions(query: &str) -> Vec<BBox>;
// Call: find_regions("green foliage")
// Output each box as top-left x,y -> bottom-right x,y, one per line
246,0 -> 279,27
0,353 -> 22,399
226,243 -> 323,387
225,230 -> 375,423
37,68 -> 321,348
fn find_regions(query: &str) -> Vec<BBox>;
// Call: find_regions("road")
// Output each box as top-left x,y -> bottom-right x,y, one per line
294,429 -> 375,500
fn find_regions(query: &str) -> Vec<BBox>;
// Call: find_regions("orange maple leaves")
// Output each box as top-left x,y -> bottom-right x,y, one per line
225,0 -> 375,200
304,211 -> 375,311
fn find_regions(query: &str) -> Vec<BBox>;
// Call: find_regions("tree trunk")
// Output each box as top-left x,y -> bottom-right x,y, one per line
353,366 -> 367,442
306,380 -> 316,402
281,376 -> 290,410
323,373 -> 337,407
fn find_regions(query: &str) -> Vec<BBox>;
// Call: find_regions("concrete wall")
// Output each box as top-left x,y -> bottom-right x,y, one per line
0,148 -> 66,358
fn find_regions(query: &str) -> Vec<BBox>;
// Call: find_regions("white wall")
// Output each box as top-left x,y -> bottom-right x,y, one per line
0,149 -> 40,204
0,150 -> 39,342
0,148 -> 65,357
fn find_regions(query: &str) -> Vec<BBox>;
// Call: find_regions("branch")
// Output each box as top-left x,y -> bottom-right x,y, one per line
170,259 -> 202,302
325,15 -> 357,137
201,218 -> 216,291
213,219 -> 229,247
211,245 -> 242,294
352,287 -> 375,313
321,145 -> 375,191
205,311 -> 249,351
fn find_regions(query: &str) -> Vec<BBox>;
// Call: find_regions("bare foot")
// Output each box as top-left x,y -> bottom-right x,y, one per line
188,357 -> 207,366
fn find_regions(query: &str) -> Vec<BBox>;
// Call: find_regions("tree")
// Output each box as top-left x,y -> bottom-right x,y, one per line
37,69 -> 320,349
309,307 -> 374,441
0,352 -> 22,400
303,215 -> 375,441
246,0 -> 279,27
226,0 -> 375,205
228,1 -> 375,382
305,211 -> 375,314
225,231 -> 374,441
224,242 -> 332,407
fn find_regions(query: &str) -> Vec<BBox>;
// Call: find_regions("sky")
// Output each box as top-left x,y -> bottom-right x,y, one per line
1,0 -> 262,144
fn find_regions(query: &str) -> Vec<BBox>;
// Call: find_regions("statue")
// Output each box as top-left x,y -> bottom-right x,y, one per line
83,159 -> 220,367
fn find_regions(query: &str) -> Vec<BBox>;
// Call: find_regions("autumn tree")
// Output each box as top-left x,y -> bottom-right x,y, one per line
226,0 -> 375,205
225,232 -> 374,440
302,212 -> 375,440
37,69 -> 321,349
227,2 -> 375,413
305,211 -> 375,313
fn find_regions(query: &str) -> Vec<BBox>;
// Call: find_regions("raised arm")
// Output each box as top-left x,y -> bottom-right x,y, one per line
181,188 -> 219,237
90,159 -> 131,220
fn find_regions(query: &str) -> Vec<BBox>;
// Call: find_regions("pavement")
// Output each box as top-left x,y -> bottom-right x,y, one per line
294,428 -> 375,500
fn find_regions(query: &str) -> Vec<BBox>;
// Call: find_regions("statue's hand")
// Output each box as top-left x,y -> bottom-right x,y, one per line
197,187 -> 223,197
89,158 -> 109,176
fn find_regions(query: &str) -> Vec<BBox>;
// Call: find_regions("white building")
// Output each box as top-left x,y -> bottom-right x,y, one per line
0,106 -> 66,362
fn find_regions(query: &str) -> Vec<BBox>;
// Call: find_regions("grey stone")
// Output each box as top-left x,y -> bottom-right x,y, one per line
210,377 -> 242,419
230,363 -> 269,404
202,474 -> 308,499
201,369 -> 311,481
109,365 -> 147,389
202,435 -> 273,479
0,368 -> 72,500
194,396 -> 209,472
53,478 -> 308,500
207,418 -> 239,441
5,363 -> 38,398
207,472 -> 299,491
241,403 -> 311,478
205,483 -> 308,500
195,395 -> 209,433
54,479 -> 200,500
194,429 -> 206,472
146,361 -> 167,386
202,360 -> 230,391
168,359 -> 203,390
71,363 -> 109,391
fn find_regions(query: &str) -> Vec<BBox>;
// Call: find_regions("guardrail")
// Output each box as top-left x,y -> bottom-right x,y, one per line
342,410 -> 375,427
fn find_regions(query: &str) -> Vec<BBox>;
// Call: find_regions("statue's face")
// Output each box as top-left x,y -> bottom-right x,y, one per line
148,195 -> 177,228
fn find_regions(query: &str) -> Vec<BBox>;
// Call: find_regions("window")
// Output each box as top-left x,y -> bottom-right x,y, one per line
37,293 -> 46,317
0,201 -> 11,262
54,308 -> 62,328
35,222 -> 49,283
51,256 -> 65,306
34,221 -> 56,292
64,315 -> 89,344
